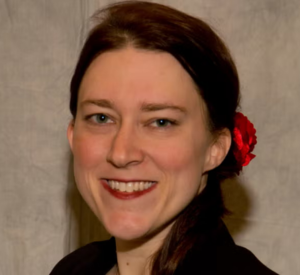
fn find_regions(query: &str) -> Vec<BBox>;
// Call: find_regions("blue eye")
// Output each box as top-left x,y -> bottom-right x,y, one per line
153,119 -> 173,127
89,114 -> 113,124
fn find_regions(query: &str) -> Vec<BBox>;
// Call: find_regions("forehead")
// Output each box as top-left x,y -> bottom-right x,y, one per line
79,47 -> 203,111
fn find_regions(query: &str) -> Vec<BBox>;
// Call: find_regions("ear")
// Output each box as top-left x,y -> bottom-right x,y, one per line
67,120 -> 75,152
204,129 -> 231,172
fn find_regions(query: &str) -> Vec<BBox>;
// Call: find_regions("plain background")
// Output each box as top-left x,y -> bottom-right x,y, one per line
0,0 -> 299,274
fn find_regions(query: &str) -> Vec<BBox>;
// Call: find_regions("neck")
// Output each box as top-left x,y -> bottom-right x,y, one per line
114,223 -> 173,275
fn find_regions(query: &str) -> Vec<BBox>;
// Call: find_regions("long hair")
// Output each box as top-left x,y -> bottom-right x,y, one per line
69,1 -> 240,274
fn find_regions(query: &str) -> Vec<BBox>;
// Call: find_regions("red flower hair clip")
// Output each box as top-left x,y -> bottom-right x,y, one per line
232,112 -> 257,173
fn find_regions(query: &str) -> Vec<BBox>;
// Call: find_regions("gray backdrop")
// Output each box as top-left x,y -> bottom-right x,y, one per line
0,0 -> 299,274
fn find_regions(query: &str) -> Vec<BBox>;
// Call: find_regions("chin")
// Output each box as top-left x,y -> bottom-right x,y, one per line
103,214 -> 153,241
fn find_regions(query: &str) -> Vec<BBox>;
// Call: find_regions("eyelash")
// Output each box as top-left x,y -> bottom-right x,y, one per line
85,113 -> 178,128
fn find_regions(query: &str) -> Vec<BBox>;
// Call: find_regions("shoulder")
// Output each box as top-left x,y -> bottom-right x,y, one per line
176,221 -> 279,275
49,239 -> 116,275
216,244 -> 279,275
215,222 -> 278,274
179,243 -> 278,275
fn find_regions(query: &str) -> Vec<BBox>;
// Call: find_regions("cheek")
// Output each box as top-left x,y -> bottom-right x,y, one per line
150,135 -> 207,175
72,132 -> 107,169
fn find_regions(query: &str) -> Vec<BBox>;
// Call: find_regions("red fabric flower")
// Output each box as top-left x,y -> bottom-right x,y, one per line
232,112 -> 257,170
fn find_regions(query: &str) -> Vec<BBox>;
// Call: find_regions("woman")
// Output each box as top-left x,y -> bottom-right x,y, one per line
51,1 -> 277,274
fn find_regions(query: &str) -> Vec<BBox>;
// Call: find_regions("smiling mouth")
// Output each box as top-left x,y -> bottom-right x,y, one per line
106,179 -> 157,193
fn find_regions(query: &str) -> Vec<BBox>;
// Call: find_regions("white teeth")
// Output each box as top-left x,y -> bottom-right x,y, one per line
107,180 -> 155,192
134,182 -> 139,191
120,182 -> 126,192
126,182 -> 133,193
139,181 -> 144,191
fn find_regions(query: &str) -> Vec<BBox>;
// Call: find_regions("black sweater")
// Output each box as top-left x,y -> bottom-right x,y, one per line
50,222 -> 278,275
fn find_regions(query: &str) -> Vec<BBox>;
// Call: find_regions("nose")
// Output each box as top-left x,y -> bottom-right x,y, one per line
106,124 -> 144,168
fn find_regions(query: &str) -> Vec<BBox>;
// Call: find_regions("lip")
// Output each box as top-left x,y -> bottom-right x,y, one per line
101,179 -> 157,200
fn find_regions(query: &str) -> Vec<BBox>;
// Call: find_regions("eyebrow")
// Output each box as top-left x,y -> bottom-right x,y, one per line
141,102 -> 187,114
80,99 -> 187,114
80,99 -> 114,109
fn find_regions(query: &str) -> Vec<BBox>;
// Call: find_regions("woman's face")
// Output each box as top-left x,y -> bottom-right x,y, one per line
68,47 -> 223,241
